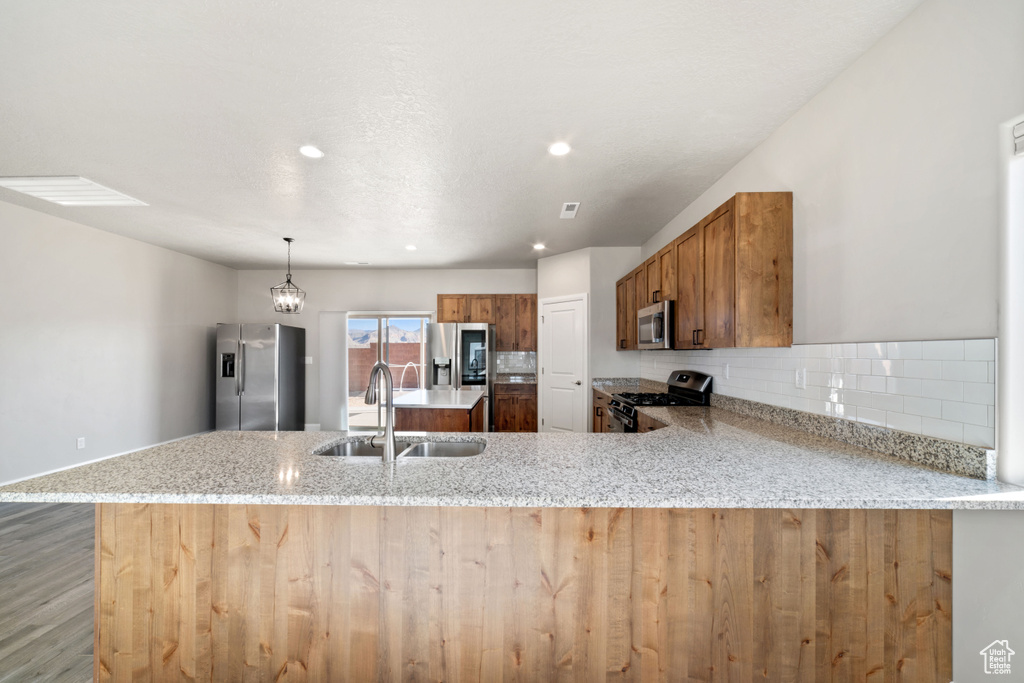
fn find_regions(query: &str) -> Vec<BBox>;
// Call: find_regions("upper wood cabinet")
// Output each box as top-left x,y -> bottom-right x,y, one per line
616,191 -> 793,350
436,294 -> 496,323
615,271 -> 637,350
491,294 -> 538,352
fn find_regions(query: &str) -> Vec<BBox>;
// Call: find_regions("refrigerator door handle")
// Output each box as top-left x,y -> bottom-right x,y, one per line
235,339 -> 242,396
239,340 -> 246,396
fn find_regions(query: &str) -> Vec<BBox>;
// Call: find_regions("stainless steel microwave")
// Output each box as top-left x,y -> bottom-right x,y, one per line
637,301 -> 672,349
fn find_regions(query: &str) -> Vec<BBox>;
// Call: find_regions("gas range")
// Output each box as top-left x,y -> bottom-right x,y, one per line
607,370 -> 712,432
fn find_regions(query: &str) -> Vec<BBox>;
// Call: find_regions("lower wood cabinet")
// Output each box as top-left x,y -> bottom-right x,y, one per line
394,401 -> 485,432
637,411 -> 667,432
493,383 -> 537,432
593,389 -> 614,432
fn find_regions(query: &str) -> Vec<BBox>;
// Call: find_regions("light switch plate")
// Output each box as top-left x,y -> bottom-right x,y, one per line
304,357 -> 313,365
77,437 -> 85,449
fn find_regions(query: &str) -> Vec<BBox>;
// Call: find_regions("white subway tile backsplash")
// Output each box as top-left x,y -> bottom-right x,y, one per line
886,341 -> 923,359
871,359 -> 903,376
903,360 -> 943,379
964,339 -> 996,362
857,343 -> 886,359
858,375 -> 886,393
940,360 -> 988,383
920,379 -> 964,402
941,401 -> 988,427
886,411 -> 922,434
922,340 -> 965,361
639,337 -> 996,450
963,424 -> 996,449
921,417 -> 964,442
903,396 -> 943,418
963,382 -> 996,405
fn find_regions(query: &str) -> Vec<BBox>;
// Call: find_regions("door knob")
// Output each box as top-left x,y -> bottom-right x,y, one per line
574,380 -> 582,385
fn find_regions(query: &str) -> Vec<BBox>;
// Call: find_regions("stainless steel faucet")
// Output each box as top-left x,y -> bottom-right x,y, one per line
364,360 -> 398,462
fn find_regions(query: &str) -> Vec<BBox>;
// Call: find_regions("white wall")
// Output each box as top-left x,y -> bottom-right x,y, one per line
538,247 -> 641,383
0,200 -> 237,484
236,268 -> 537,425
641,0 -> 1024,344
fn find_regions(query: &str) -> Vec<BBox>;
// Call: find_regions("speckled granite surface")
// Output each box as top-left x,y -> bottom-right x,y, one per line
594,377 -> 994,480
495,373 -> 537,384
2,415 -> 1024,508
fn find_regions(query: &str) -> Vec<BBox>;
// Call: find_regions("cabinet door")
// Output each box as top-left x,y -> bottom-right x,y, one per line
624,274 -> 637,349
637,411 -> 666,432
634,265 -> 647,311
437,295 -> 466,323
467,295 -> 495,324
516,395 -> 537,432
516,294 -> 537,352
657,243 -> 676,303
494,295 -> 517,351
615,277 -> 630,350
675,227 -> 703,349
645,256 -> 660,304
493,394 -> 517,432
702,208 -> 736,348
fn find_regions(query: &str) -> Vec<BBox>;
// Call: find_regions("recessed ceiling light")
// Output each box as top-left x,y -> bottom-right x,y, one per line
533,243 -> 546,250
344,261 -> 371,266
547,142 -> 571,156
405,245 -> 417,251
0,176 -> 147,206
299,145 -> 324,158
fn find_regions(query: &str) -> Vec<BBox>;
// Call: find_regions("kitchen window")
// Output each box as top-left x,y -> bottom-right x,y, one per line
347,314 -> 430,431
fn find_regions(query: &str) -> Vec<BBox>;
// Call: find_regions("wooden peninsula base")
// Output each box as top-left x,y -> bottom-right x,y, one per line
95,504 -> 951,682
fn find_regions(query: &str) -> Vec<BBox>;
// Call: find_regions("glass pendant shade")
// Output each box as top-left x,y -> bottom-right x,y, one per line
270,238 -> 305,314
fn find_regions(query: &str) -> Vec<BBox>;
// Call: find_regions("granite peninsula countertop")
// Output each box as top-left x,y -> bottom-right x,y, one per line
393,389 -> 485,409
3,408 -> 1024,509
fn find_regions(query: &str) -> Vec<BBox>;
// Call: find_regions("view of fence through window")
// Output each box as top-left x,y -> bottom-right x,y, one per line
347,315 -> 429,430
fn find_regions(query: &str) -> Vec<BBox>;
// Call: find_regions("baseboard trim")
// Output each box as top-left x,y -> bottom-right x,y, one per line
0,430 -> 213,487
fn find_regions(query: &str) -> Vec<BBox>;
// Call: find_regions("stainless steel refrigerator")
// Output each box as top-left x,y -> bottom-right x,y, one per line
216,323 -> 305,431
426,323 -> 494,428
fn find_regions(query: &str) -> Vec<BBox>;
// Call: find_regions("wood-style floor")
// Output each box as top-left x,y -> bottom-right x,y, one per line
0,502 -> 93,682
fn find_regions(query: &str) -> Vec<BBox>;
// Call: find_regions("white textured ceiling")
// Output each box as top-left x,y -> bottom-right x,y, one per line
0,0 -> 923,269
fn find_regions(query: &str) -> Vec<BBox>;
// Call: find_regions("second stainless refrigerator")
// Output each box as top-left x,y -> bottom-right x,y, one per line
425,323 -> 494,428
216,323 -> 305,431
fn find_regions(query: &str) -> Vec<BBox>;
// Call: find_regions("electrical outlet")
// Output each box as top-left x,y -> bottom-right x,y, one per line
795,368 -> 807,389
76,437 -> 85,449
724,363 -> 730,380
304,356 -> 313,365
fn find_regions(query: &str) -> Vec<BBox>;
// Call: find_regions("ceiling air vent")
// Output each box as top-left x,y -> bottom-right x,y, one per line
0,176 -> 147,206
560,202 -> 580,219
1015,121 -> 1024,156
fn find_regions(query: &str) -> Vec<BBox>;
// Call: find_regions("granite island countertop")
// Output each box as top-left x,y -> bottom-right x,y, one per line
392,388 -> 485,410
4,407 -> 1024,509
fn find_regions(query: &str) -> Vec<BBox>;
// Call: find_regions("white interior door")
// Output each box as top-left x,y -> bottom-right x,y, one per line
539,296 -> 587,432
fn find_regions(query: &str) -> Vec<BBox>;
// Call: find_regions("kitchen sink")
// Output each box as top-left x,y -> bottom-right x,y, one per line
319,440 -> 412,457
400,441 -> 485,458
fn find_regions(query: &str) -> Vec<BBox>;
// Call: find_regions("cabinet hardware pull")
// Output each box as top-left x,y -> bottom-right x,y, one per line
692,330 -> 697,346
653,289 -> 660,303
620,339 -> 626,349
696,329 -> 704,345
596,407 -> 602,417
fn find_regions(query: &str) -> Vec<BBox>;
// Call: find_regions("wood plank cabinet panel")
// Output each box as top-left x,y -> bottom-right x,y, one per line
735,193 -> 794,347
394,406 -> 482,432
437,294 -> 466,323
515,294 -> 537,352
616,274 -> 637,350
702,205 -> 736,349
95,505 -> 952,682
656,243 -> 675,303
633,265 -> 647,314
675,227 -> 703,349
516,395 -> 537,432
645,256 -> 660,306
494,295 -> 517,351
636,411 -> 667,432
467,295 -> 495,324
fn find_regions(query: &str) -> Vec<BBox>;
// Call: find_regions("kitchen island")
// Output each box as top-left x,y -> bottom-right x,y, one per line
4,409 -> 1024,681
392,388 -> 486,432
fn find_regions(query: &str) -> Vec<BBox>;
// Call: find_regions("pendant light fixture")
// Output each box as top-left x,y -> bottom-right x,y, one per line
271,237 -> 306,314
